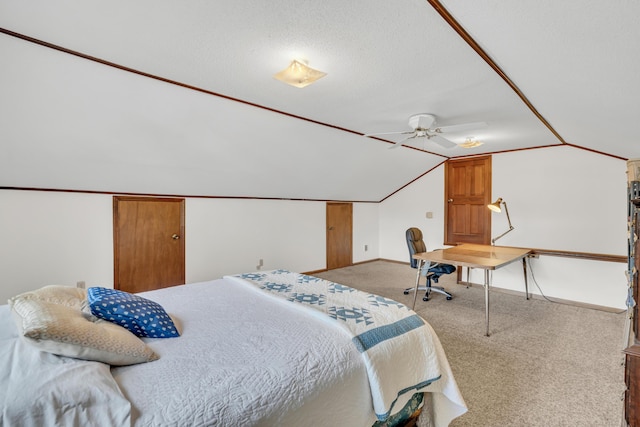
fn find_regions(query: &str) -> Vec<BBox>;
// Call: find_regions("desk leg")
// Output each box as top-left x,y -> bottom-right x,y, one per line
412,260 -> 424,310
522,257 -> 530,300
484,269 -> 491,337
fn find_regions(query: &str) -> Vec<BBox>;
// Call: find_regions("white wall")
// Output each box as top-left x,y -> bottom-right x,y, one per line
380,146 -> 629,309
186,199 -> 380,280
1,146 -> 629,309
0,190 -> 380,303
186,198 -> 327,283
353,202 -> 380,263
379,166 -> 447,262
0,191 -> 114,301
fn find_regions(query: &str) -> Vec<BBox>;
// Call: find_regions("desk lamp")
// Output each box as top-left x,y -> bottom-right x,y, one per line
488,197 -> 514,245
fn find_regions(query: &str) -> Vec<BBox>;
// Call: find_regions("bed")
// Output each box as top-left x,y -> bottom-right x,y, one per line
0,270 -> 466,426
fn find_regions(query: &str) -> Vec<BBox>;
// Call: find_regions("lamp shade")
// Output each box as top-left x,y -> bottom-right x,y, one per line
487,198 -> 503,212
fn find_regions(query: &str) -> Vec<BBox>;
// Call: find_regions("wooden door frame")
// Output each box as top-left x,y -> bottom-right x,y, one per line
113,196 -> 185,291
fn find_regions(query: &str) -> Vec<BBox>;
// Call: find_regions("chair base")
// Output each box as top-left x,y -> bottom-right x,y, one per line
404,285 -> 453,301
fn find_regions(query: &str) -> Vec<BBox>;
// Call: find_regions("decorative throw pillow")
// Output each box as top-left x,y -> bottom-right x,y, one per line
10,296 -> 159,366
8,285 -> 87,310
88,287 -> 180,338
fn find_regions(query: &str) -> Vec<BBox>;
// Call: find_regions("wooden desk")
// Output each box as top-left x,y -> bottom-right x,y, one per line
413,243 -> 532,336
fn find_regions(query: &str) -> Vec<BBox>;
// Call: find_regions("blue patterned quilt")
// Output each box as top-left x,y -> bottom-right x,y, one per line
226,269 -> 449,421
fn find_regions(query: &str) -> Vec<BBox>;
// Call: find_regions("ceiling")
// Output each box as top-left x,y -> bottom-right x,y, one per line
1,0 -> 638,202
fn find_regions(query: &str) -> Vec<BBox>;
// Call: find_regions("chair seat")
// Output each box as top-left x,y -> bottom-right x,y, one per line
429,264 -> 456,275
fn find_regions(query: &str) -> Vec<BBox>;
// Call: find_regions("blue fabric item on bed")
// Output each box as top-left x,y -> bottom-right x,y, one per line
88,287 -> 180,338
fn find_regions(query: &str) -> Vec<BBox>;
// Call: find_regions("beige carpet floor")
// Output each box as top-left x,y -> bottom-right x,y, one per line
314,260 -> 628,427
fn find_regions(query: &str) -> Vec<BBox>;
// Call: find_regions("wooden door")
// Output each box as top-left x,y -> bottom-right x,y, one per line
326,202 -> 352,270
113,196 -> 185,293
444,156 -> 492,245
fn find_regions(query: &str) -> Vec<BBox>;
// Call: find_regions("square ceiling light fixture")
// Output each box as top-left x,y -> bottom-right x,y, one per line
459,137 -> 484,148
274,60 -> 326,88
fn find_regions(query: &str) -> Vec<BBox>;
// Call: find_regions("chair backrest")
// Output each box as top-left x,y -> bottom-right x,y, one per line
406,227 -> 427,269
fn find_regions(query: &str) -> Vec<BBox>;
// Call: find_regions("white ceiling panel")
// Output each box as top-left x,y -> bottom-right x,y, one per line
0,1 -> 635,200
0,33 -> 441,201
442,0 -> 640,158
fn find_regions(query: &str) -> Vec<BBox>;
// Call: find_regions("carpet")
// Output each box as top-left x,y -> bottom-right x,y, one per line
314,260 -> 627,427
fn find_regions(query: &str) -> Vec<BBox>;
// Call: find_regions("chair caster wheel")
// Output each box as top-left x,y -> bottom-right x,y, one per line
446,296 -> 453,300
423,297 -> 429,301
403,290 -> 409,295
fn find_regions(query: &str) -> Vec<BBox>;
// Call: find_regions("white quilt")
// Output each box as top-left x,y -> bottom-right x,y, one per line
113,278 -> 380,426
226,270 -> 468,425
0,305 -> 131,427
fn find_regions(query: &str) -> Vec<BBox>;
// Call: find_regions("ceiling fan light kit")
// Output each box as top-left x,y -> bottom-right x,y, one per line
460,137 -> 483,148
273,59 -> 326,88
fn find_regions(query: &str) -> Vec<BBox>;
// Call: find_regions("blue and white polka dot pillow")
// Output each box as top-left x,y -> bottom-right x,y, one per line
87,287 -> 180,338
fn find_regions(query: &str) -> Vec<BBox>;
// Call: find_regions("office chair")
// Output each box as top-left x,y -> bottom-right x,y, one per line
403,227 -> 455,301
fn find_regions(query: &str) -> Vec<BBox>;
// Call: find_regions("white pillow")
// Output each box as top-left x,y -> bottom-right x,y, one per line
9,286 -> 158,366
8,285 -> 87,309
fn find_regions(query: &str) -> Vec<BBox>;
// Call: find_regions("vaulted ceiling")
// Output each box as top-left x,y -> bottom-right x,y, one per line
1,1 -> 638,202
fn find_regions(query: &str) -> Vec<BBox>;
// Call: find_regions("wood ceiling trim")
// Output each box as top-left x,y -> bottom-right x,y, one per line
427,0 -> 569,146
0,186 -> 379,204
379,160 -> 448,202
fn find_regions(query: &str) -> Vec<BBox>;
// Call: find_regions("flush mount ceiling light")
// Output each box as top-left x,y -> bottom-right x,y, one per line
273,60 -> 326,88
459,137 -> 484,148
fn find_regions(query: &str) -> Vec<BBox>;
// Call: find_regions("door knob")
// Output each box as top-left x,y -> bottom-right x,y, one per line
171,234 -> 180,240
447,199 -> 454,203
328,226 -> 334,231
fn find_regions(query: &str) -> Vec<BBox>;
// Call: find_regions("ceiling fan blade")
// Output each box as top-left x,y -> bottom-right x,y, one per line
435,121 -> 488,134
388,134 -> 418,149
429,134 -> 457,149
365,130 -> 414,137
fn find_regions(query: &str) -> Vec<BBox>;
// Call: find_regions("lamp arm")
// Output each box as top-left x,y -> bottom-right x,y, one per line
491,226 -> 514,245
502,201 -> 513,229
491,201 -> 515,245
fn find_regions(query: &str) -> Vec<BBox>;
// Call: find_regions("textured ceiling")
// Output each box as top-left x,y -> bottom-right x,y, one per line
0,1 -> 638,201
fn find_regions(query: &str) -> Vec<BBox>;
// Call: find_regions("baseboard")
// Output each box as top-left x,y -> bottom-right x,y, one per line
383,258 -> 623,313
307,258 -> 622,313
303,268 -> 327,275
305,258 -> 392,275
378,258 -> 409,265
456,280 -> 625,313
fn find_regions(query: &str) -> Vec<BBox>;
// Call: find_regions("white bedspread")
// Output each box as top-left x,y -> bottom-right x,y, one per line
117,276 -> 466,427
226,270 -> 467,425
0,305 -> 131,427
114,278 -> 379,426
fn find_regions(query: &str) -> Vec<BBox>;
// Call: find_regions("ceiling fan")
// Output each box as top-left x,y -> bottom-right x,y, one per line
365,113 -> 488,149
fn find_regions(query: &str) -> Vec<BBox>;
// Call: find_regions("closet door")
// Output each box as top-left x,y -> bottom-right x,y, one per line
326,202 -> 352,270
113,196 -> 185,293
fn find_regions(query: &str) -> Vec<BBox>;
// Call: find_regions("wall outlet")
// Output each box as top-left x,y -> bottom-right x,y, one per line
256,258 -> 264,270
364,244 -> 369,252
426,211 -> 434,219
76,281 -> 86,289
